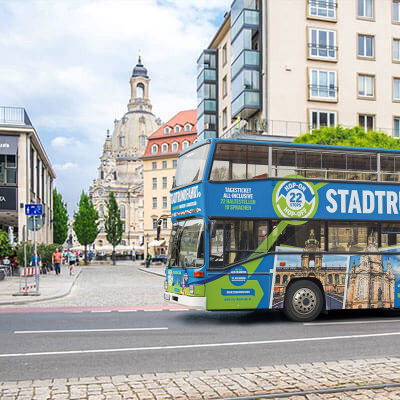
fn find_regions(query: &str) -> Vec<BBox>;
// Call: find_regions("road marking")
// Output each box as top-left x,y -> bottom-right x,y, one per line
14,327 -> 168,334
2,331 -> 400,358
169,309 -> 189,312
144,309 -> 163,312
117,310 -> 137,313
305,319 -> 400,326
91,310 -> 112,313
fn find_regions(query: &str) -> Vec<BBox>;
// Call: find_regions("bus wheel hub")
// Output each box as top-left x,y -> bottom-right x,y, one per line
292,288 -> 316,315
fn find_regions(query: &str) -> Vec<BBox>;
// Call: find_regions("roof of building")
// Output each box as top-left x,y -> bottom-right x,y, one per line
142,109 -> 197,158
132,56 -> 149,78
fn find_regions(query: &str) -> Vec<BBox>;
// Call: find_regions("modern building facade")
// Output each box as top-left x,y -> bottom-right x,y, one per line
142,110 -> 197,256
89,57 -> 162,250
197,0 -> 400,140
0,106 -> 55,245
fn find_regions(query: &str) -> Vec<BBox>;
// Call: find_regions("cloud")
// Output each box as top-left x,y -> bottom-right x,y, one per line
0,0 -> 232,213
54,162 -> 78,171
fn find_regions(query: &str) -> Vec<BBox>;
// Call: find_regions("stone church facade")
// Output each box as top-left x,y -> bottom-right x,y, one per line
89,57 -> 161,250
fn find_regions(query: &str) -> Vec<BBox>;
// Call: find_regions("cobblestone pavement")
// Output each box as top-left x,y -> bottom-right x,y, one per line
1,357 -> 400,399
11,262 -> 165,308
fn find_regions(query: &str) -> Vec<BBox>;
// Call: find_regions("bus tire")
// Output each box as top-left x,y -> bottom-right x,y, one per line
283,280 -> 323,322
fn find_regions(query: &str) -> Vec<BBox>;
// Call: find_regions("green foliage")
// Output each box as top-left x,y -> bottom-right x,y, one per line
73,191 -> 99,247
53,188 -> 69,245
0,230 -> 13,258
294,126 -> 400,149
104,192 -> 123,249
16,242 -> 61,267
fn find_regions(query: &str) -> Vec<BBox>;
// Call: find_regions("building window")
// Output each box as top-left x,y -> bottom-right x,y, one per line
309,28 -> 337,60
223,75 -> 227,97
113,171 -> 117,180
162,196 -> 167,209
394,0 -> 400,23
394,78 -> 400,101
153,218 -> 157,229
152,161 -> 157,170
185,124 -> 191,132
152,177 -> 157,189
308,0 -> 336,19
358,34 -> 375,58
140,135 -> 146,148
100,170 -> 104,179
99,204 -> 104,217
223,107 -> 228,129
164,127 -> 170,134
152,197 -> 157,209
174,126 -> 180,133
182,141 -> 189,150
358,74 -> 375,98
172,142 -> 178,152
309,69 -> 337,100
358,0 -> 374,19
161,143 -> 168,153
119,136 -> 124,147
394,117 -> 400,137
173,159 -> 178,168
0,155 -> 17,185
163,219 -> 167,229
359,114 -> 375,131
119,204 -> 126,219
222,44 -> 227,65
309,110 -> 337,130
152,144 -> 158,154
394,39 -> 400,62
162,176 -> 167,189
162,160 -> 167,169
100,221 -> 104,233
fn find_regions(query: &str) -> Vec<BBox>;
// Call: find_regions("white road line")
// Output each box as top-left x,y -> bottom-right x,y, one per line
305,319 -> 400,326
169,309 -> 189,312
14,327 -> 168,334
2,331 -> 400,358
144,309 -> 163,312
117,310 -> 137,313
91,310 -> 112,313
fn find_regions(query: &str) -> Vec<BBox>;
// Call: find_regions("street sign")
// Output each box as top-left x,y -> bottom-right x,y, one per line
25,204 -> 43,216
27,216 -> 42,231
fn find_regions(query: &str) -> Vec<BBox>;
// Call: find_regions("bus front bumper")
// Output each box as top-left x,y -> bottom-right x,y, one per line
164,292 -> 206,310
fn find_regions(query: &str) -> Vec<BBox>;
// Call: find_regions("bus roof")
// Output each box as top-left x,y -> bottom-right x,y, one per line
183,137 -> 400,157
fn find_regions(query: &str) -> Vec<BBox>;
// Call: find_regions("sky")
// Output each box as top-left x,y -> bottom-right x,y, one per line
0,0 -> 232,215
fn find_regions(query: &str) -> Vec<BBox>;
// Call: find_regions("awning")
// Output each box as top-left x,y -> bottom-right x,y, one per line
148,240 -> 166,247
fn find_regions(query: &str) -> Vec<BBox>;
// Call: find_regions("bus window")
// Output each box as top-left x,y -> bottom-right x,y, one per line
328,222 -> 378,252
210,222 -> 224,268
381,156 -> 400,182
347,153 -> 376,181
322,152 -> 346,180
296,151 -> 322,179
178,219 -> 205,268
381,224 -> 400,247
272,149 -> 296,177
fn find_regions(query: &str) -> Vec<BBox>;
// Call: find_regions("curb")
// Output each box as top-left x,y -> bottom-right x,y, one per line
138,267 -> 165,278
0,270 -> 82,306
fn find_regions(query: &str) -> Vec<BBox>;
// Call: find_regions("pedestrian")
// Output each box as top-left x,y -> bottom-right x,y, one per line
132,247 -> 136,262
68,250 -> 76,275
145,253 -> 152,268
2,256 -> 11,277
52,248 -> 62,275
29,250 -> 42,272
88,250 -> 93,263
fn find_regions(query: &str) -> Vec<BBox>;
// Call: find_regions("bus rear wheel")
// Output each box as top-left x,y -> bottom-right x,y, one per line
284,280 -> 323,322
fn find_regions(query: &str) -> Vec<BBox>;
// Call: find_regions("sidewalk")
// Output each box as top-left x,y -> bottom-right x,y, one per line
139,264 -> 165,278
0,265 -> 81,306
1,357 -> 400,399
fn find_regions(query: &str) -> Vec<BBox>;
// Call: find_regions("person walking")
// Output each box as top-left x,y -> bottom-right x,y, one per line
29,250 -> 42,272
68,250 -> 76,276
52,248 -> 62,275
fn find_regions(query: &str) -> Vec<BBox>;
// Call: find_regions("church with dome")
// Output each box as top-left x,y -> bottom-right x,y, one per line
89,57 -> 162,251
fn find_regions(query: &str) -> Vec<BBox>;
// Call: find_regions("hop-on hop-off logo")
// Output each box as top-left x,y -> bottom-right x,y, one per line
273,178 -> 318,219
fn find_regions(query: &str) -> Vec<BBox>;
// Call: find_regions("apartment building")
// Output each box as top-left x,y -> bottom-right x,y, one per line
0,106 -> 55,244
142,110 -> 197,256
197,0 -> 400,140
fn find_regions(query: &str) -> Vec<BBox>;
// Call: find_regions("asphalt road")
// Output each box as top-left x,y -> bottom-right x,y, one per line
1,308 -> 400,382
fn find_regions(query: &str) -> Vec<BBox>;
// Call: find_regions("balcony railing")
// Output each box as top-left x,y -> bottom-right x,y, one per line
232,91 -> 260,118
308,43 -> 338,59
232,50 -> 259,79
231,9 -> 259,41
309,84 -> 337,100
0,106 -> 32,126
197,100 -> 217,117
197,69 -> 217,89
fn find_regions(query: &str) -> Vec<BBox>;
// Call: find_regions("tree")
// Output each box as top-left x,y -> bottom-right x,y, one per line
53,188 -> 68,245
0,230 -> 13,258
294,126 -> 400,149
104,192 -> 123,265
73,191 -> 99,265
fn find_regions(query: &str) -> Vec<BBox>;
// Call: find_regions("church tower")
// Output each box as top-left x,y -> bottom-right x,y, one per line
128,56 -> 152,113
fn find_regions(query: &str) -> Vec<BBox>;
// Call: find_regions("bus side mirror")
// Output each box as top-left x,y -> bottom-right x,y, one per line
208,220 -> 217,239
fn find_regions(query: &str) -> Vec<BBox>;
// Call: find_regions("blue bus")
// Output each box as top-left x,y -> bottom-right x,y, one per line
164,138 -> 400,321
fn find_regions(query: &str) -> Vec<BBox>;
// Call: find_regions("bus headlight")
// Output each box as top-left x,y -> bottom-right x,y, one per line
189,285 -> 194,294
164,280 -> 168,290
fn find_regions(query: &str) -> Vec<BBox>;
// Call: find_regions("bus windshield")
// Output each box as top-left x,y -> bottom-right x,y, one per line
168,218 -> 204,269
174,143 -> 210,188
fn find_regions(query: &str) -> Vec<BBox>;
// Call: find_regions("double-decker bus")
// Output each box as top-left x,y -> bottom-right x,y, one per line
164,138 -> 400,321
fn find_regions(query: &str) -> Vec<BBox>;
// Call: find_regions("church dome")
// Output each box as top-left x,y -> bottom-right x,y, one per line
132,56 -> 149,78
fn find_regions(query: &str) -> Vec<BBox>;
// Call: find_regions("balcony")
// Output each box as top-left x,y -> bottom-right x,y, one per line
231,9 -> 260,41
309,84 -> 338,101
232,49 -> 259,79
0,106 -> 32,126
198,100 -> 217,117
197,69 -> 217,89
232,91 -> 260,118
231,0 -> 259,25
308,43 -> 338,60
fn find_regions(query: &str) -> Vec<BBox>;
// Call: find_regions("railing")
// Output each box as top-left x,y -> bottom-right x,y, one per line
221,119 -> 400,139
0,106 -> 32,126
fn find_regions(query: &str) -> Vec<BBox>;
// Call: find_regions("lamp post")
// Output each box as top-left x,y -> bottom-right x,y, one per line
145,233 -> 150,268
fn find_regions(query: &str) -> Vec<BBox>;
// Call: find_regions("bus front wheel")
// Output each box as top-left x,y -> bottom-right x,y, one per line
283,280 -> 323,322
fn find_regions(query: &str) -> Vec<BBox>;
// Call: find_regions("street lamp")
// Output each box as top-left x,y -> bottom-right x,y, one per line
145,233 -> 150,268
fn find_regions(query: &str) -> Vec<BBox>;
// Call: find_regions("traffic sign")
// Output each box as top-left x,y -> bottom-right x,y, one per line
25,204 -> 43,216
27,216 -> 42,231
